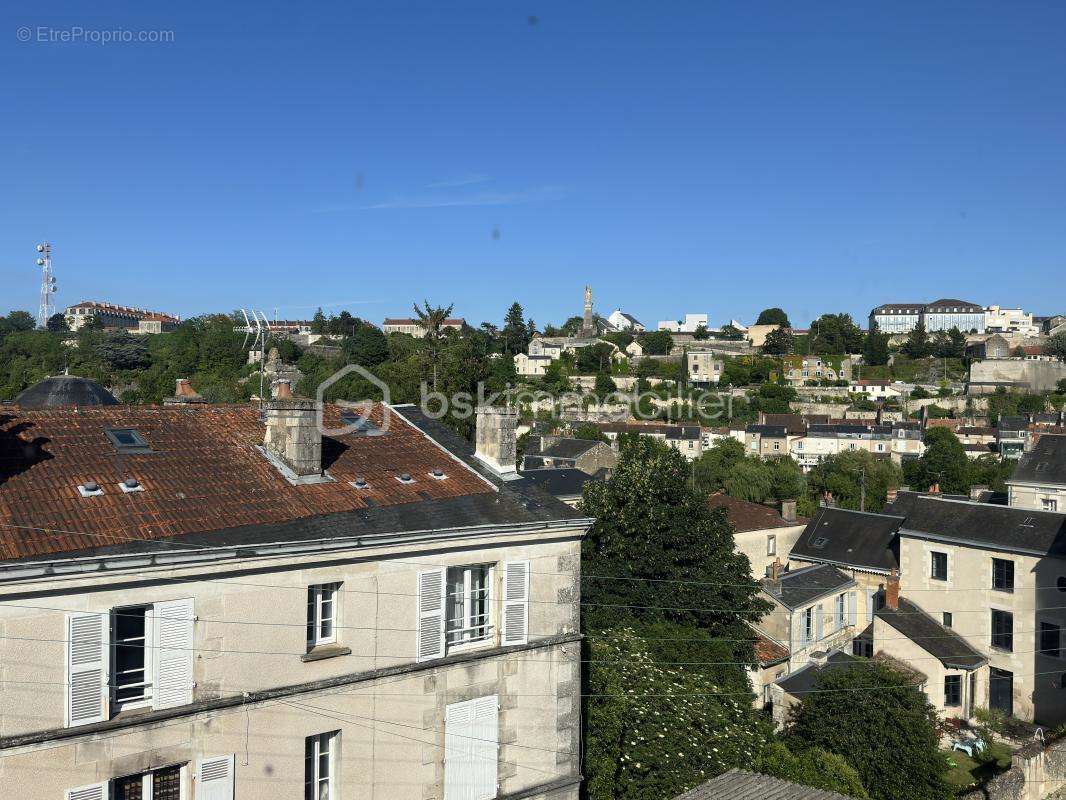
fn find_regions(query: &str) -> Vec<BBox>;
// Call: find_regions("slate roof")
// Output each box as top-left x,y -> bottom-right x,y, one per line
876,598 -> 986,669
764,564 -> 855,609
1010,434 -> 1066,487
676,770 -> 857,800
520,467 -> 607,499
707,493 -> 806,533
746,425 -> 788,437
13,376 -> 119,409
775,651 -> 864,699
540,438 -> 605,459
888,492 -> 1066,557
790,506 -> 901,573
760,414 -> 808,435
0,402 -> 583,563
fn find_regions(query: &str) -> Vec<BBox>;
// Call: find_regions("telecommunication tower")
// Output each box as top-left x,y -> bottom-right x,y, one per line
35,242 -> 58,328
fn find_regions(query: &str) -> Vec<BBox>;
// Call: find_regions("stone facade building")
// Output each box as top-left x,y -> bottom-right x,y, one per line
0,386 -> 588,800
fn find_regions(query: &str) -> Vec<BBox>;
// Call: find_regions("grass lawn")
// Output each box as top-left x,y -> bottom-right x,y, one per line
942,744 -> 1013,791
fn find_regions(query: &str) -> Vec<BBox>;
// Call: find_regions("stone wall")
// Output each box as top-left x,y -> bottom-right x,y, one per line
960,739 -> 1066,800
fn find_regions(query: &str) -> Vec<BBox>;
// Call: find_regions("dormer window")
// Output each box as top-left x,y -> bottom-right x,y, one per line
105,428 -> 151,454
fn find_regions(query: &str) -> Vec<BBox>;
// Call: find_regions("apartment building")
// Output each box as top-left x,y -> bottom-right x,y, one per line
686,351 -> 724,385
706,494 -> 806,579
985,306 -> 1038,337
752,563 -> 860,704
868,299 -> 986,335
1006,434 -> 1066,512
588,421 -> 703,460
0,384 -> 589,800
64,301 -> 180,334
382,318 -> 466,337
780,356 -> 852,385
886,491 -> 1066,724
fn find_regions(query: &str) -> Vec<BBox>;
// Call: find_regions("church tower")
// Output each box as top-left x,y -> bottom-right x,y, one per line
580,285 -> 594,337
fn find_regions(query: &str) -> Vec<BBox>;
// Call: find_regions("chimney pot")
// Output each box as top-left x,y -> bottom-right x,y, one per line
474,406 -> 518,475
175,378 -> 196,397
970,484 -> 988,502
272,379 -> 293,399
885,568 -> 900,611
886,487 -> 899,504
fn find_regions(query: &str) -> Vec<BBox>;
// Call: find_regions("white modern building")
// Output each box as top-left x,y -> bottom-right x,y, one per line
657,313 -> 708,333
985,306 -> 1039,337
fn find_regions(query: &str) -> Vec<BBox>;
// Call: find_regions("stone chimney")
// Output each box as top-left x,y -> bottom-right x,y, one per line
885,568 -> 900,611
175,378 -> 197,398
929,483 -> 941,494
163,378 -> 205,405
763,558 -> 783,596
886,486 -> 899,505
474,406 -> 517,475
263,397 -> 322,478
272,379 -> 293,399
780,499 -> 797,524
970,484 -> 989,502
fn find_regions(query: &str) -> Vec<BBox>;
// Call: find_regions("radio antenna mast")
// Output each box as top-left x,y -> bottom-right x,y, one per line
35,242 -> 58,328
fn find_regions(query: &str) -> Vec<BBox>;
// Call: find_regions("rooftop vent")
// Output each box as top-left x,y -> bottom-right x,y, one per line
811,537 -> 829,549
118,478 -> 144,494
429,469 -> 447,480
396,473 -> 414,484
350,478 -> 370,490
78,481 -> 104,497
340,411 -> 384,436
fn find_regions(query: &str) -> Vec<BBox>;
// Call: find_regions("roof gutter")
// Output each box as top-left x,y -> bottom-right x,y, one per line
0,516 -> 594,587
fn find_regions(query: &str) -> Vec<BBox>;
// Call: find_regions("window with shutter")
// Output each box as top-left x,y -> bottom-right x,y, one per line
815,604 -> 824,641
417,569 -> 446,662
196,755 -> 235,800
67,612 -> 108,727
67,783 -> 109,800
153,598 -> 195,710
445,695 -> 498,800
847,592 -> 857,627
502,561 -> 529,646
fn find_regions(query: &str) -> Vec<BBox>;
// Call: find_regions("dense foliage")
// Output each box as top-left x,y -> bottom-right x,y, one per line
786,660 -> 953,800
755,307 -> 791,327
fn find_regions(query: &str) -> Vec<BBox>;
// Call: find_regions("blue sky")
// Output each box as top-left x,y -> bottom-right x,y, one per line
2,1 -> 1065,328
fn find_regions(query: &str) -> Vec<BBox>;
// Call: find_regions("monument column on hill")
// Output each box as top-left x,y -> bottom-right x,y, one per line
581,285 -> 594,337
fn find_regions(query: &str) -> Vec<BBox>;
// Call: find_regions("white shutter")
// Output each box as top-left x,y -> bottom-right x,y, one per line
501,561 -> 529,646
67,782 -> 109,800
471,695 -> 499,800
815,604 -> 824,641
153,598 -> 195,709
66,612 -> 108,727
847,591 -> 857,627
417,569 -> 446,662
445,696 -> 498,800
196,754 -> 235,800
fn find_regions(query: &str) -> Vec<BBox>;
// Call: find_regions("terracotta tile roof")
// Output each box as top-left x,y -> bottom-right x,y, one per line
754,633 -> 789,665
707,492 -> 807,532
0,403 -> 492,562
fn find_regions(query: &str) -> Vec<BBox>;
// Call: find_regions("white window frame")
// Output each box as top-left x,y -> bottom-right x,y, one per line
306,731 -> 339,800
307,583 -> 341,648
446,565 -> 494,650
767,535 -> 776,557
110,763 -> 189,800
112,604 -> 153,712
835,593 -> 846,629
1044,498 -> 1059,512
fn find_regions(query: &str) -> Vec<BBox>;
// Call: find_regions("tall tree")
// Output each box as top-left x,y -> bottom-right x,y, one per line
311,307 -> 327,334
862,329 -> 890,366
640,330 -> 673,355
806,451 -> 902,511
755,307 -> 791,327
903,427 -> 969,493
581,435 -> 766,640
1046,331 -> 1066,362
501,302 -> 530,354
413,300 -> 455,391
901,321 -> 932,359
762,327 -> 794,355
787,660 -> 952,800
809,314 -> 863,354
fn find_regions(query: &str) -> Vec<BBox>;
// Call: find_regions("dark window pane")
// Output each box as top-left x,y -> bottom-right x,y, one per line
114,775 -> 144,800
153,766 -> 183,800
992,559 -> 1015,592
944,675 -> 961,707
992,610 -> 1014,652
931,552 -> 948,581
1041,622 -> 1061,658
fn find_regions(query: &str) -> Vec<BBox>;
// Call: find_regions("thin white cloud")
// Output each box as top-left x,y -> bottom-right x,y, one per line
426,173 -> 492,189
360,185 -> 566,210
